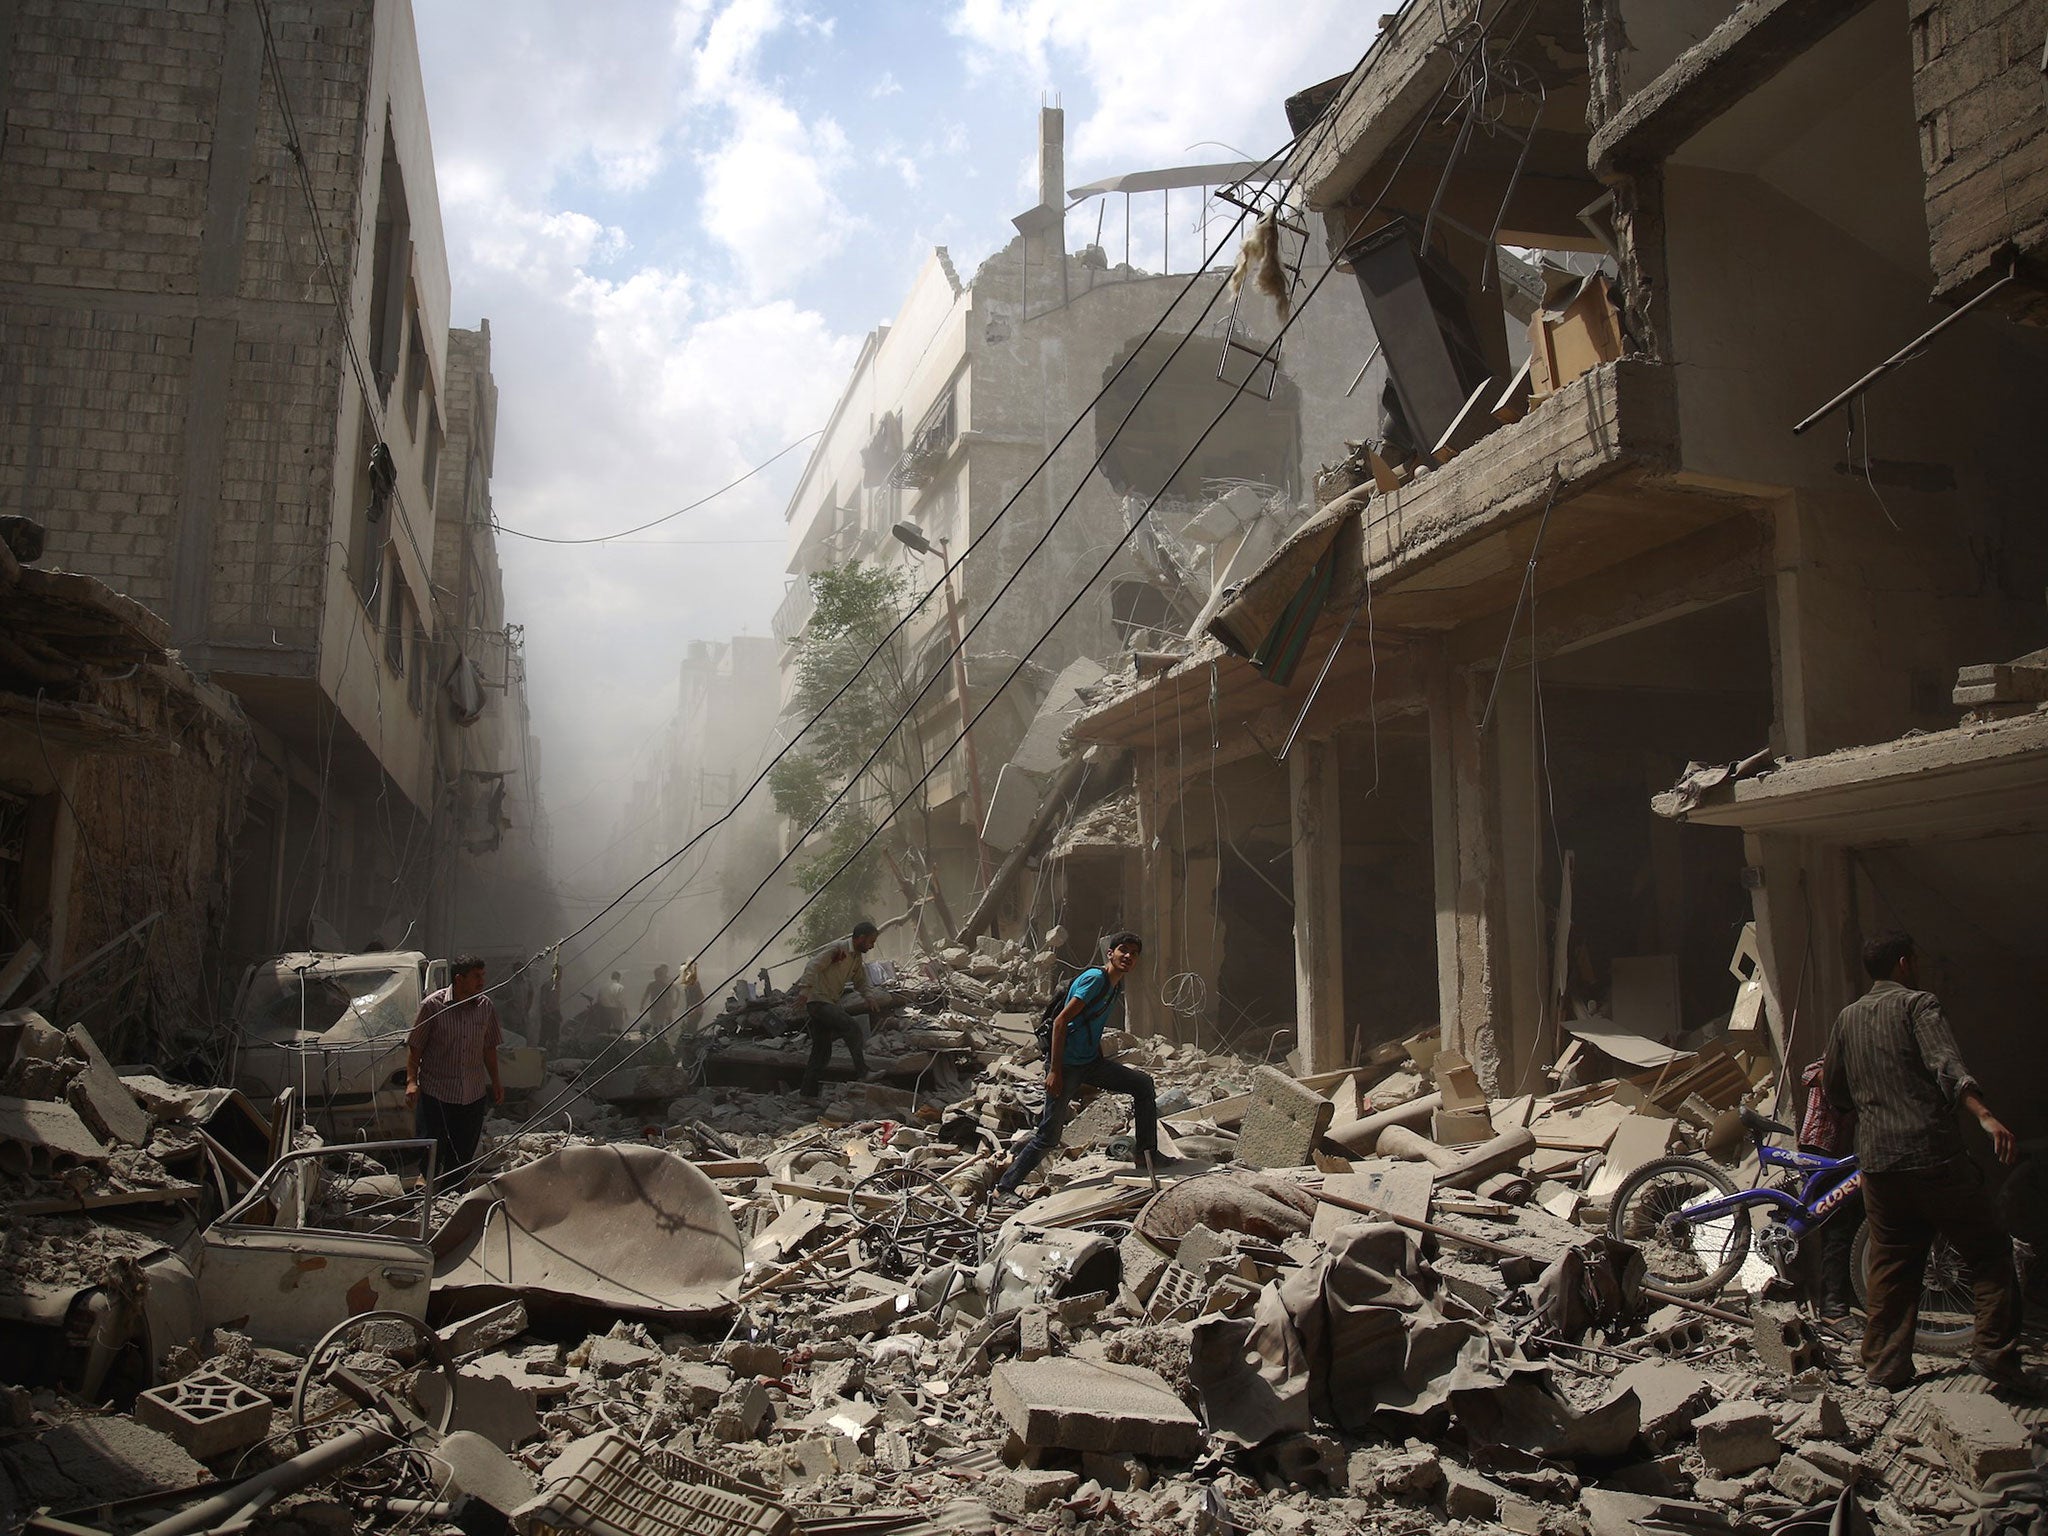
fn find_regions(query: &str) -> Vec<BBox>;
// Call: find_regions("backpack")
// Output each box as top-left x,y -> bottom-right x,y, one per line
1034,969 -> 1118,1058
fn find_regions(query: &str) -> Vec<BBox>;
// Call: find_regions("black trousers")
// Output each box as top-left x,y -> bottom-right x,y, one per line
415,1093 -> 489,1185
800,1000 -> 867,1096
1861,1155 -> 2020,1386
998,1056 -> 1158,1192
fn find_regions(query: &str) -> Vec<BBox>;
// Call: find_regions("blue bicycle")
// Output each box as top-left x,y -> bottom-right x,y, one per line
1608,1104 -> 1975,1353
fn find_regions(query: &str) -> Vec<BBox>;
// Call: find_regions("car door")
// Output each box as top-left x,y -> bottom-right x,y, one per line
193,1141 -> 435,1351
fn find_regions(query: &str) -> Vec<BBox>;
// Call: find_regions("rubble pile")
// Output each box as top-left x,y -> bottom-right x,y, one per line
0,990 -> 2040,1536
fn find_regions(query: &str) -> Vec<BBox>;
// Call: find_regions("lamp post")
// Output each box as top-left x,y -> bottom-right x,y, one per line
892,520 -> 993,890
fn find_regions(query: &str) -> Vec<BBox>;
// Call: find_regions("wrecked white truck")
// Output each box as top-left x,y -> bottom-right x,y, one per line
227,951 -> 544,1141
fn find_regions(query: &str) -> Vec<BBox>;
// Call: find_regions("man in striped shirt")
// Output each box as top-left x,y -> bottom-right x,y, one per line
407,955 -> 503,1187
1823,931 -> 2023,1391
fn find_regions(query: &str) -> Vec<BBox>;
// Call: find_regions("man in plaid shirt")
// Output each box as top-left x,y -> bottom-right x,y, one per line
406,955 -> 503,1186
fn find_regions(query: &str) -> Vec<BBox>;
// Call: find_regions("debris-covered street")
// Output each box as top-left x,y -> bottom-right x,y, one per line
5,0 -> 2048,1533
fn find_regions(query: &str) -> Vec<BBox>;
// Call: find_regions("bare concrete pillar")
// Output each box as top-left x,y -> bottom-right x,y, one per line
1289,735 -> 1346,1073
1491,677 -> 1546,1094
1429,661 -> 1511,1086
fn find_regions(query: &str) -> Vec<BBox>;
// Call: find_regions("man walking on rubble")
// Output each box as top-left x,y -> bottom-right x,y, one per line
994,932 -> 1157,1201
643,963 -> 680,1033
1823,930 -> 2028,1391
793,920 -> 881,1098
406,955 -> 503,1186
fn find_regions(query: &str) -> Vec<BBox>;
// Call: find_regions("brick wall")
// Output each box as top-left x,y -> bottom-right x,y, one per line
1914,0 -> 2048,316
0,0 -> 375,646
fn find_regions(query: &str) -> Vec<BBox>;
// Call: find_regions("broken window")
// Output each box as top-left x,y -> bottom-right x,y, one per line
423,402 -> 442,503
348,419 -> 390,609
366,118 -> 410,397
406,603 -> 427,715
403,312 -> 428,436
1095,333 -> 1300,499
893,387 -> 958,489
384,571 -> 407,674
235,965 -> 411,1041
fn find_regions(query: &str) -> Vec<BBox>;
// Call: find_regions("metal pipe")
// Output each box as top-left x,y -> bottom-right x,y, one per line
1791,268 -> 2020,434
133,1422 -> 397,1536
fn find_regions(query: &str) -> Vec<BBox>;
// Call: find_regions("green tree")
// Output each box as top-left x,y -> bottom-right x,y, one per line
768,563 -> 937,952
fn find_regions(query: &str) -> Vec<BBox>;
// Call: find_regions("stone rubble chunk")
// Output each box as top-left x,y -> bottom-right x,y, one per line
1927,1393 -> 2032,1485
1695,1400 -> 1781,1477
990,1358 -> 1204,1459
1444,1463 -> 1509,1519
989,1467 -> 1079,1516
1614,1358 -> 1716,1447
1770,1452 -> 1846,1503
1017,1305 -> 1052,1362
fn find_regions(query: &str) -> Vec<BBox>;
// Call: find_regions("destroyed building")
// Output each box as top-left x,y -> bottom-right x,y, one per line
0,0 -> 556,1022
598,636 -> 785,986
1066,0 -> 2048,1107
774,108 -> 1379,952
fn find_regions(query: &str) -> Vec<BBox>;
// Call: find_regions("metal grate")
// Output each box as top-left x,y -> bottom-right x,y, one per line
515,1430 -> 795,1536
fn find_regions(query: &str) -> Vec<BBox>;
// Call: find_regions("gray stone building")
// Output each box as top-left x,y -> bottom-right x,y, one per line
0,0 -> 547,992
1075,0 -> 2048,1122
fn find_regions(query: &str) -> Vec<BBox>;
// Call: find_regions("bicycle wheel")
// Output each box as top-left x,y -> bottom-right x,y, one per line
1610,1155 -> 1751,1298
1848,1218 -> 1976,1356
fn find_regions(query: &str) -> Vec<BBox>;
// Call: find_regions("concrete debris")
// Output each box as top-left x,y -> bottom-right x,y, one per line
0,975 -> 2029,1536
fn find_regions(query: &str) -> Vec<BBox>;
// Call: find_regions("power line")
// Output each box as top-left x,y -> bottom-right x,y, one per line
483,25 -> 1452,1150
492,433 -> 822,544
494,12 -> 1522,1150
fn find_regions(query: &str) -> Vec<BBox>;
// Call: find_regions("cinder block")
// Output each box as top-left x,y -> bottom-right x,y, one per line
134,1371 -> 271,1460
990,1358 -> 1204,1459
1696,1400 -> 1780,1477
1237,1066 -> 1335,1169
989,1467 -> 1078,1516
1927,1393 -> 2032,1485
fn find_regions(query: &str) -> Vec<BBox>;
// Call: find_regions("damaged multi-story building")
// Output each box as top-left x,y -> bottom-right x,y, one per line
775,108 -> 1381,961
1064,0 -> 2048,1114
0,0 -> 554,1045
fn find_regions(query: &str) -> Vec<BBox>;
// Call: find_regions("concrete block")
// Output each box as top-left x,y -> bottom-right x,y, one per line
981,763 -> 1045,851
707,1380 -> 771,1442
990,1357 -> 1204,1459
1801,1441 -> 1861,1482
1237,1066 -> 1335,1169
1312,1160 -> 1435,1240
64,1026 -> 150,1147
437,1301 -> 527,1357
416,1369 -> 540,1451
1119,1228 -> 1169,1306
1790,1391 -> 1848,1443
1639,1302 -> 1710,1355
1927,1393 -> 2032,1485
1613,1359 -> 1715,1446
1696,1400 -> 1780,1477
1769,1453 -> 1846,1504
1444,1463 -> 1508,1519
1750,1299 -> 1823,1374
586,1337 -> 658,1378
1017,1305 -> 1052,1362
667,1361 -> 737,1411
134,1371 -> 270,1460
818,1289 -> 910,1336
720,1341 -> 786,1378
989,1467 -> 1079,1516
1349,1441 -> 1445,1501
1144,1261 -> 1206,1323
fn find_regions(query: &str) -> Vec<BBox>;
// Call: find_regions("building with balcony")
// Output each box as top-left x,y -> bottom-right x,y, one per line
777,108 -> 1379,952
1074,0 -> 2048,1115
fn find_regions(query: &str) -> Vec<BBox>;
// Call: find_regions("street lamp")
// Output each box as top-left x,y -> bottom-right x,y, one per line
892,520 -> 993,889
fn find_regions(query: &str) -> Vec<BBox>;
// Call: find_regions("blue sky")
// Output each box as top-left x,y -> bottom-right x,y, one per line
412,0 -> 1375,856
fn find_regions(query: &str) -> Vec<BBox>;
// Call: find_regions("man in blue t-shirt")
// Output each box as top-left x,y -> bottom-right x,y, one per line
995,932 -> 1156,1196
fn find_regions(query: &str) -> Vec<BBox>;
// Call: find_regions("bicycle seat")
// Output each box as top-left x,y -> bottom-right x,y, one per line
1742,1105 -> 1795,1140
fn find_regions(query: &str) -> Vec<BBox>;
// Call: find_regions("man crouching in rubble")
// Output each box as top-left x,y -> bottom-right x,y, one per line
794,920 -> 880,1098
1823,930 -> 2028,1392
993,932 -> 1157,1202
406,955 -> 503,1187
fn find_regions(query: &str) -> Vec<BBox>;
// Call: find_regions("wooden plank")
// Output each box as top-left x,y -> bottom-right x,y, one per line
7,1182 -> 203,1216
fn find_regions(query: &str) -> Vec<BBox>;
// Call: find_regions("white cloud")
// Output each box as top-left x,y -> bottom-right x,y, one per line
696,84 -> 859,294
950,0 -> 1375,175
870,70 -> 903,98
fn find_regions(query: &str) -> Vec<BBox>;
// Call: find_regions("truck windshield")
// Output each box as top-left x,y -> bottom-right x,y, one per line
239,967 -> 411,1042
